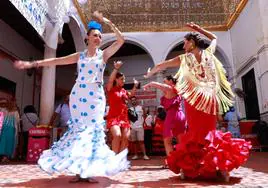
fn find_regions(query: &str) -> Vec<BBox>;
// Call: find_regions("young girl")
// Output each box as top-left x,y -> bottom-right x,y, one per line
144,75 -> 186,166
151,106 -> 165,155
106,61 -> 138,154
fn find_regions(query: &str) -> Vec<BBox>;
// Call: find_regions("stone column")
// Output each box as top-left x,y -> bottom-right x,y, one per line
39,45 -> 56,124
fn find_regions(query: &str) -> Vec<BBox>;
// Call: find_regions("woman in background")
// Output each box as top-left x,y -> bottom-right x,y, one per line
106,61 -> 138,154
21,105 -> 39,160
0,98 -> 20,163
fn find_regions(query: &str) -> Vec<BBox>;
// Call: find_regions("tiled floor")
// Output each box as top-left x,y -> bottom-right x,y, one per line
1,152 -> 268,188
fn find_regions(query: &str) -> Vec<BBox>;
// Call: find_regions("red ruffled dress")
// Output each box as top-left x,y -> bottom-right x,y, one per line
106,86 -> 131,129
167,42 -> 251,179
152,117 -> 165,154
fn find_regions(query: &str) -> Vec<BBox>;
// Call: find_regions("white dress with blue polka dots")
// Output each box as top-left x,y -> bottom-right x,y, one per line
38,49 -> 130,178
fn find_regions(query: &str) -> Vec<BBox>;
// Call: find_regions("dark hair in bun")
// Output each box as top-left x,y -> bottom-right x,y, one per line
184,32 -> 205,49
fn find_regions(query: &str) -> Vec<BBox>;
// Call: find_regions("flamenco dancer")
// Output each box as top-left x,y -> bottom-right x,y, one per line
145,23 -> 251,181
106,61 -> 139,154
143,75 -> 186,168
14,11 -> 129,183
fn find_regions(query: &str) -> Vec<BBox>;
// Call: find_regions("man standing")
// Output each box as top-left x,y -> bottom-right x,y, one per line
49,95 -> 71,139
129,96 -> 149,160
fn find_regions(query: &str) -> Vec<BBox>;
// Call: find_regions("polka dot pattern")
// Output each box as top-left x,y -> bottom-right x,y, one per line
38,49 -> 129,178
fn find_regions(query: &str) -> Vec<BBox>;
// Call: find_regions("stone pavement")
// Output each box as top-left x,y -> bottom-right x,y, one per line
0,152 -> 268,188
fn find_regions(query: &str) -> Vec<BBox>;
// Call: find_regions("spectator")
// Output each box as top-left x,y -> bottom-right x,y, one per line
143,108 -> 153,155
21,105 -> 39,160
224,106 -> 241,138
0,98 -> 20,162
49,95 -> 71,138
151,106 -> 166,155
129,96 -> 150,160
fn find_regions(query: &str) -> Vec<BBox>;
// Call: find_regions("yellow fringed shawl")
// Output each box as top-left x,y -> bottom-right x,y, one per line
174,49 -> 234,115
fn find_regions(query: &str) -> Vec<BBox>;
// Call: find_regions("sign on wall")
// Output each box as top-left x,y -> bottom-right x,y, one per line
135,90 -> 157,107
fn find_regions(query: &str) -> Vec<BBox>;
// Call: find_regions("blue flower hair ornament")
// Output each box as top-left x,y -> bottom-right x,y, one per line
87,20 -> 102,33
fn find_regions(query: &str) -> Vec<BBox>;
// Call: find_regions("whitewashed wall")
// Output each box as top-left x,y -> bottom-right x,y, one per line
230,0 -> 268,120
0,20 -> 43,112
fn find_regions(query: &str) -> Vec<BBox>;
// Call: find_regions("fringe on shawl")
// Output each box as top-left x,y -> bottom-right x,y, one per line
174,53 -> 234,115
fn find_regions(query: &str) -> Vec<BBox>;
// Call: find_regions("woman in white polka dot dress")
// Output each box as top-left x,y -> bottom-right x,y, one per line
14,11 -> 129,183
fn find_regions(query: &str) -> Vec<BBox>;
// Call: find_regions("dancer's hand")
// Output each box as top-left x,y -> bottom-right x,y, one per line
144,67 -> 152,79
186,22 -> 201,31
133,78 -> 139,88
93,11 -> 104,22
143,83 -> 152,91
93,11 -> 110,24
114,61 -> 123,70
14,60 -> 33,69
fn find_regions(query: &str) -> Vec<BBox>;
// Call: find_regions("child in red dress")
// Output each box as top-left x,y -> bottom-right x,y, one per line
106,61 -> 139,154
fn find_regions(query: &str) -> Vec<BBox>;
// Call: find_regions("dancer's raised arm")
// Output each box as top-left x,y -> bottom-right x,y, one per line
14,53 -> 79,69
93,11 -> 125,63
186,22 -> 217,53
186,22 -> 217,41
106,61 -> 123,91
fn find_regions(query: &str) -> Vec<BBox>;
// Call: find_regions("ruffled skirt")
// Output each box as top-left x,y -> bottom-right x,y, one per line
38,82 -> 130,178
167,130 -> 251,178
167,101 -> 251,178
106,108 -> 131,129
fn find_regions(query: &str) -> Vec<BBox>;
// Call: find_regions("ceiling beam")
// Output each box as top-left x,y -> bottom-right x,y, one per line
73,0 -> 246,32
227,0 -> 248,29
72,0 -> 88,29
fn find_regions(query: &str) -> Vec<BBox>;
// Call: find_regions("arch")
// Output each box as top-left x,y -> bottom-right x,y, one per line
101,35 -> 154,63
100,36 -> 155,85
162,36 -> 185,62
57,24 -> 76,57
68,16 -> 86,52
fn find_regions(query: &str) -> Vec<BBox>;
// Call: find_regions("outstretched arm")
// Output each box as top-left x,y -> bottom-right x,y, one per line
144,56 -> 181,78
93,11 -> 125,63
106,61 -> 123,91
143,81 -> 173,93
14,53 -> 79,69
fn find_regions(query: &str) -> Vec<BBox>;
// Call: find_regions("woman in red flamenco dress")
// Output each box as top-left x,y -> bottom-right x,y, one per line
144,23 -> 251,181
106,61 -> 139,154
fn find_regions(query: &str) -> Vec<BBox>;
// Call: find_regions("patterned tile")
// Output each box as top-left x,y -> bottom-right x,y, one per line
0,153 -> 268,188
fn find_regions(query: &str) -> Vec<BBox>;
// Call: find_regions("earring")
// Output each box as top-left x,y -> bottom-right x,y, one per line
190,43 -> 195,51
84,38 -> 88,45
